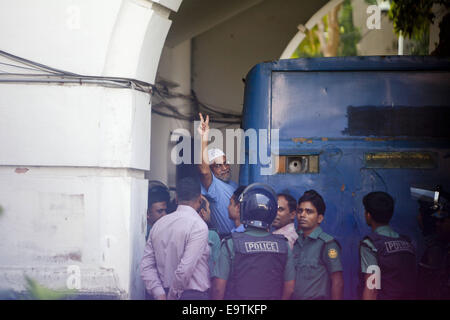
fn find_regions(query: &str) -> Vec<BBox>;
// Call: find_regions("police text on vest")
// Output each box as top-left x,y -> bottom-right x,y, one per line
384,240 -> 414,254
244,241 -> 279,253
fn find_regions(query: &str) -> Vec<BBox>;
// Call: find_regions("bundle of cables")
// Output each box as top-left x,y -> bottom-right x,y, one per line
152,78 -> 242,125
0,50 -> 152,94
0,50 -> 242,124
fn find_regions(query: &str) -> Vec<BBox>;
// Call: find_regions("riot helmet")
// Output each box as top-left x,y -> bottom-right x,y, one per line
238,183 -> 277,229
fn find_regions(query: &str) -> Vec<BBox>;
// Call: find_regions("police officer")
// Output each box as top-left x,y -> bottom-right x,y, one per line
146,181 -> 171,241
292,190 -> 344,300
211,183 -> 295,300
359,191 -> 417,300
198,195 -> 221,283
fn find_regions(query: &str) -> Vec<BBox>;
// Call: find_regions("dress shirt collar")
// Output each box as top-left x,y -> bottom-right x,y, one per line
374,225 -> 393,234
276,222 -> 296,234
176,204 -> 200,216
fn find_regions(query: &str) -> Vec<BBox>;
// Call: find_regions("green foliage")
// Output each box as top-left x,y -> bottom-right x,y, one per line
25,276 -> 77,300
292,25 -> 323,58
339,0 -> 362,56
292,0 -> 361,58
389,0 -> 450,38
0,205 -> 3,216
407,24 -> 430,55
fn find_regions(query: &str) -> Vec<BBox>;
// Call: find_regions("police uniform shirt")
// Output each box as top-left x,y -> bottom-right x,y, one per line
360,225 -> 399,273
208,229 -> 221,278
292,226 -> 343,300
213,228 -> 295,282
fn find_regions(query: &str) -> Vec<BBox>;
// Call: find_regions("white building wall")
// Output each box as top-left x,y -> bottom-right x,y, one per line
0,167 -> 147,297
0,0 -> 179,83
0,86 -> 150,169
0,0 -> 181,299
191,0 -> 328,114
152,0 -> 332,185
149,40 -> 192,188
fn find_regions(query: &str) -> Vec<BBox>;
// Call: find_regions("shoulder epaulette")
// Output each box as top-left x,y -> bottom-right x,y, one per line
318,231 -> 334,243
360,237 -> 376,252
220,235 -> 233,259
220,234 -> 232,245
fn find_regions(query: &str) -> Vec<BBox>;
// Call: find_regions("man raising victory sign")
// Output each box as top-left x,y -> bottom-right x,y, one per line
197,113 -> 237,238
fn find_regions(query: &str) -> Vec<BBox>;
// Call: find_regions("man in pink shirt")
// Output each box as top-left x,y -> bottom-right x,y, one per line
273,193 -> 298,249
140,177 -> 210,300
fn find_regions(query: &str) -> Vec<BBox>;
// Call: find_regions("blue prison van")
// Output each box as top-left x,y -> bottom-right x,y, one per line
239,56 -> 450,299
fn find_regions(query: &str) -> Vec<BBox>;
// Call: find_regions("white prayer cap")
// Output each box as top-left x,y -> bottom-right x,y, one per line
208,148 -> 225,163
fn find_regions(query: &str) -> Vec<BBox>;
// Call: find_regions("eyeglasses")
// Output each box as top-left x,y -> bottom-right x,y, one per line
297,208 -> 316,214
211,163 -> 230,169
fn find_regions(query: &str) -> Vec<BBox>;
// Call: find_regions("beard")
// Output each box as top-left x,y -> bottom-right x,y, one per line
216,171 -> 231,183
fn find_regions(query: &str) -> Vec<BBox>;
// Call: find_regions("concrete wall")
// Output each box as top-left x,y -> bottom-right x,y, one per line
0,86 -> 150,169
150,0 -> 329,186
0,167 -> 147,298
352,0 -> 397,56
191,0 -> 329,114
149,40 -> 192,188
0,0 -> 181,299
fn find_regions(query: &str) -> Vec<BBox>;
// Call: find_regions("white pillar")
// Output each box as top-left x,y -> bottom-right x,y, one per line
398,31 -> 404,55
149,40 -> 192,188
0,0 -> 182,299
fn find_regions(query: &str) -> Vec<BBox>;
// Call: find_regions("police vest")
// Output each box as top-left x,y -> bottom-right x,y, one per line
361,233 -> 417,300
225,232 -> 288,300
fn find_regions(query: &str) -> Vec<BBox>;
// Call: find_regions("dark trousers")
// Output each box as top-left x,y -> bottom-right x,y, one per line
162,288 -> 209,300
179,289 -> 209,300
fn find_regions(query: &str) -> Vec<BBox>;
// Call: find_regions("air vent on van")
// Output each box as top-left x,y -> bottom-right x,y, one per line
275,155 -> 319,174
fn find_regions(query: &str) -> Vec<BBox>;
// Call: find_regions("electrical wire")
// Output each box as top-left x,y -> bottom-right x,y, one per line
0,61 -> 42,72
0,50 -> 77,75
152,107 -> 241,124
152,91 -> 242,124
191,90 -> 241,118
0,49 -> 242,124
153,80 -> 242,118
153,81 -> 242,123
0,50 -> 153,94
